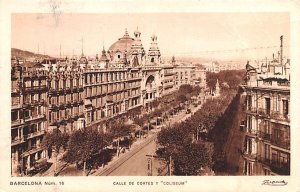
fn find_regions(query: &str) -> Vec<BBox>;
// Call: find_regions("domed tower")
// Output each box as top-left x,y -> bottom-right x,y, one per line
171,56 -> 176,66
147,34 -> 161,65
130,27 -> 145,67
99,46 -> 109,68
108,28 -> 134,65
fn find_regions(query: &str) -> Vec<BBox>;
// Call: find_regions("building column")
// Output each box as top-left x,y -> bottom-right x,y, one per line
246,138 -> 249,153
251,138 -> 257,154
20,128 -> 23,139
27,156 -> 30,170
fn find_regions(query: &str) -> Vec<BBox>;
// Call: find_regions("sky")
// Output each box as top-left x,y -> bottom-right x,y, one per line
11,13 -> 290,60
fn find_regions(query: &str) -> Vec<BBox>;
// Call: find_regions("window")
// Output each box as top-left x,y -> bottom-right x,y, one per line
282,100 -> 288,115
247,95 -> 252,110
11,111 -> 18,121
264,169 -> 271,176
264,144 -> 270,160
247,116 -> 252,131
265,98 -> 271,115
264,120 -> 270,134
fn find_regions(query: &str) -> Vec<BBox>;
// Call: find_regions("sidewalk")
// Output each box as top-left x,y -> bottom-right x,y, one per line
91,131 -> 157,176
38,96 -> 206,177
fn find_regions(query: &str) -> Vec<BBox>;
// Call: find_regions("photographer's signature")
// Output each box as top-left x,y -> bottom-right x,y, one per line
262,180 -> 288,186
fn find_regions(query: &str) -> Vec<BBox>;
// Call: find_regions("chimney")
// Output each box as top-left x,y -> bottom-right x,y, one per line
280,35 -> 283,65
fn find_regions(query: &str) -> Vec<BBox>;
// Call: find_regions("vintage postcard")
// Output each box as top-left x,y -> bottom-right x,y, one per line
0,0 -> 300,192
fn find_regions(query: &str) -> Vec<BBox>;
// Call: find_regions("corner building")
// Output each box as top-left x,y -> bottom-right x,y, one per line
240,36 -> 290,175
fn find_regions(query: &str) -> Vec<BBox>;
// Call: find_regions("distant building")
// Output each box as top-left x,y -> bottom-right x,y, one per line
240,36 -> 290,175
203,60 -> 243,72
174,65 -> 196,88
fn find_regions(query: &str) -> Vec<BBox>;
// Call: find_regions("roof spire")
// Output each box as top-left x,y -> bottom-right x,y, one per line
123,28 -> 130,38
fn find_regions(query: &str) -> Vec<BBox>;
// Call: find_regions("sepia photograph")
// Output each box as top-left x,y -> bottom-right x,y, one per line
1,0 -> 300,192
10,12 -> 290,177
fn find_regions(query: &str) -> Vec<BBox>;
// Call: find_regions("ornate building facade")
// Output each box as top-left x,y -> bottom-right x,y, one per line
240,36 -> 290,175
11,62 -> 48,176
11,28 -> 206,176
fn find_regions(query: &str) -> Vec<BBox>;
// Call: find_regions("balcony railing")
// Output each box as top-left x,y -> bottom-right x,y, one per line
24,85 -> 47,92
258,108 -> 271,117
24,130 -> 45,139
245,129 -> 259,137
49,88 -> 58,93
23,144 -> 43,156
245,107 -> 257,114
12,102 -> 22,110
24,114 -> 45,122
11,119 -> 24,126
271,111 -> 290,122
241,150 -> 257,161
11,88 -> 20,94
257,131 -> 271,141
270,137 -> 290,150
11,137 -> 25,146
257,155 -> 290,175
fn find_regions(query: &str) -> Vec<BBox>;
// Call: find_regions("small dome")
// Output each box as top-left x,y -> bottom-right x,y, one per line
80,56 -> 88,64
108,29 -> 134,54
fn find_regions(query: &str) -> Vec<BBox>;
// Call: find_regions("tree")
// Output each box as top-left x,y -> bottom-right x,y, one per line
173,143 -> 212,175
178,84 -> 193,95
109,121 -> 133,157
41,129 -> 69,175
176,95 -> 187,103
191,85 -> 201,97
63,128 -> 104,175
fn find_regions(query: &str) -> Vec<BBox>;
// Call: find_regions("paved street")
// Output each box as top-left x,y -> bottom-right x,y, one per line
107,137 -> 158,176
93,99 -> 204,176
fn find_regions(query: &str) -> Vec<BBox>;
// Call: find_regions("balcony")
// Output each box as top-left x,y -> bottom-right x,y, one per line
24,130 -> 45,139
22,144 -> 43,157
49,103 -> 58,109
11,137 -> 26,146
24,114 -> 45,122
245,129 -> 259,137
59,102 -> 66,109
258,108 -> 271,117
58,87 -> 65,94
245,107 -> 257,114
66,101 -> 72,108
258,131 -> 271,141
270,137 -> 290,150
164,72 -> 176,76
22,102 -> 32,109
11,119 -> 24,127
11,88 -> 20,94
271,111 -> 290,123
24,85 -> 47,92
12,103 -> 22,110
257,156 -> 290,175
241,150 -> 257,161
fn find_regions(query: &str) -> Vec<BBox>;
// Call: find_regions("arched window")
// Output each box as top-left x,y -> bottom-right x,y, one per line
151,58 -> 154,63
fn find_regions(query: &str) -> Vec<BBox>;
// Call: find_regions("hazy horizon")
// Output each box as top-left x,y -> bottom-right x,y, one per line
12,13 -> 290,61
